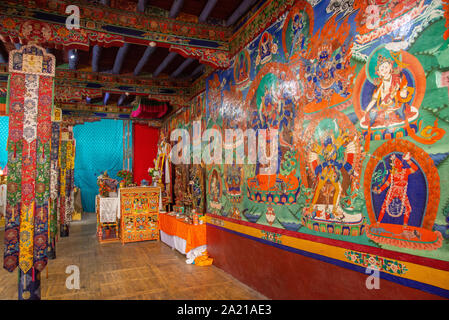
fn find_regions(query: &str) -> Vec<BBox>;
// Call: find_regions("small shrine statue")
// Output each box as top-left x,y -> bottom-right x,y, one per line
174,166 -> 185,206
97,171 -> 118,197
158,133 -> 172,182
155,132 -> 173,206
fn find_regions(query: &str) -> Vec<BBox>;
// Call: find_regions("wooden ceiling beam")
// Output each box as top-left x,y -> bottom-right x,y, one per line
0,1 -> 228,48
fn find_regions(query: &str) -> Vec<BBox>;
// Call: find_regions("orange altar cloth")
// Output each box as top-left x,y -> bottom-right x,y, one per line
159,213 -> 206,253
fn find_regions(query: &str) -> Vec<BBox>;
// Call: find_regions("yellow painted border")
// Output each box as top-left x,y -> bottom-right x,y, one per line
206,215 -> 449,291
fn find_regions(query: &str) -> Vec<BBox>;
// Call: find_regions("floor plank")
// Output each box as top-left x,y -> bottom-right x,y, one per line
0,212 -> 267,300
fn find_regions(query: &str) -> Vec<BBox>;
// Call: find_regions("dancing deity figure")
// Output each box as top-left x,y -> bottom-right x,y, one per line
372,152 -> 418,228
290,11 -> 306,57
309,128 -> 352,220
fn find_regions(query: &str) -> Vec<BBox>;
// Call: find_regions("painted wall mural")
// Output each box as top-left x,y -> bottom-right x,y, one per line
163,0 -> 449,297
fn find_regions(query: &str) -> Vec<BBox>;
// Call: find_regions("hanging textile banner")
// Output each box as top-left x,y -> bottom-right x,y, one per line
4,73 -> 26,272
3,44 -> 55,273
58,137 -> 76,227
0,117 -> 9,168
65,139 -> 75,223
49,121 -> 61,256
58,139 -> 67,226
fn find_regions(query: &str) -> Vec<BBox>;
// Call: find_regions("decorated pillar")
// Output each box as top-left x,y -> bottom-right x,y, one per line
18,268 -> 41,300
3,44 -> 55,300
48,108 -> 62,259
58,126 -> 75,237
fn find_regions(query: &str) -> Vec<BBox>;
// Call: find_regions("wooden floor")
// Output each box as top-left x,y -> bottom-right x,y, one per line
0,213 -> 267,300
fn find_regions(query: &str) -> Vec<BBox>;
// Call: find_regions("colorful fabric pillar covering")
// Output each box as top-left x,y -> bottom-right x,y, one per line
18,267 -> 41,300
59,137 -> 76,228
3,44 -> 55,274
48,121 -> 61,258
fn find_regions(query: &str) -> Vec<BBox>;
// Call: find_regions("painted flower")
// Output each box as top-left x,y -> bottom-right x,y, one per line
23,155 -> 34,167
20,230 -> 31,243
3,18 -> 16,29
85,21 -> 95,29
56,27 -> 70,38
9,129 -> 22,141
40,94 -> 52,106
23,126 -> 36,141
11,75 -> 25,87
34,235 -> 47,248
5,229 -> 18,241
7,182 -> 18,194
367,256 -> 380,269
39,122 -> 51,137
22,183 -> 34,196
4,256 -> 17,270
36,183 -> 46,194
389,263 -> 398,274
34,260 -> 46,271
265,206 -> 276,225
25,75 -> 38,90
10,102 -> 23,113
24,99 -> 37,111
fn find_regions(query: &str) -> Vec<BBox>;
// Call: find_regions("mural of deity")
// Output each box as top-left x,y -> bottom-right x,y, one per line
189,165 -> 205,213
196,0 -> 449,295
234,50 -> 250,87
291,12 -> 305,50
352,43 -> 446,149
224,164 -> 243,204
210,170 -> 220,202
300,111 -> 365,236
307,128 -> 353,220
362,49 -> 416,129
282,1 -> 314,63
297,15 -> 355,113
372,152 -> 417,228
364,139 -> 442,250
305,42 -> 352,104
174,165 -> 186,206
207,73 -> 224,122
255,32 -> 278,66
208,168 -> 223,213
245,64 -> 305,206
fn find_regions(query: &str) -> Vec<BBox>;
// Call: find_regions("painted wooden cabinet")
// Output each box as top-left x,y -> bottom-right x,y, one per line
119,186 -> 160,244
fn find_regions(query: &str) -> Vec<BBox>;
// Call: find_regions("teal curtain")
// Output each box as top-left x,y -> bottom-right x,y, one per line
73,120 -> 126,213
0,116 -> 8,169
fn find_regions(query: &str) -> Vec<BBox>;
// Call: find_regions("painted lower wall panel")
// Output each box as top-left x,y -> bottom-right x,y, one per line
206,224 -> 445,300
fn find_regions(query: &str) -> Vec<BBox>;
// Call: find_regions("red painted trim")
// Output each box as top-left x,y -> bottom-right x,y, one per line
206,213 -> 449,271
207,223 -> 444,300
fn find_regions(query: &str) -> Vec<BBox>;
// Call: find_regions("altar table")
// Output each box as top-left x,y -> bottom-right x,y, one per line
95,195 -> 120,242
159,213 -> 207,255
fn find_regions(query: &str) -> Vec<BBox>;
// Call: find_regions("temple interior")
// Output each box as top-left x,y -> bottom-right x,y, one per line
0,0 -> 448,301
